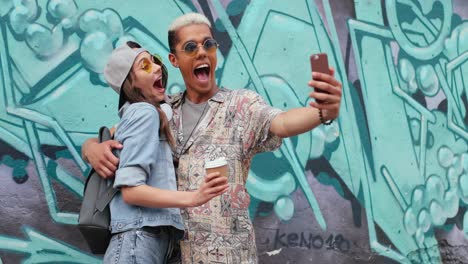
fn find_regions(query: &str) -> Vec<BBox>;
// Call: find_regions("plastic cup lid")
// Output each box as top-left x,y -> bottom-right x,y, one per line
205,157 -> 227,169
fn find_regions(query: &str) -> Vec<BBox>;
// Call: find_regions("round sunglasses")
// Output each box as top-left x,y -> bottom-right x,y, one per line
180,39 -> 219,57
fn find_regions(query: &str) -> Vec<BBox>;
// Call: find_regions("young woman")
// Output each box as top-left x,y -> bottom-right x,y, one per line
102,41 -> 228,264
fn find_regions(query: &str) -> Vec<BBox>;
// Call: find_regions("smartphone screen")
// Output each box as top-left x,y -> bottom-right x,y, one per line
310,53 -> 329,103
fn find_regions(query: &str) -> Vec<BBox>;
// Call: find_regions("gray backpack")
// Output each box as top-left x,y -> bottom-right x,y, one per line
78,127 -> 118,254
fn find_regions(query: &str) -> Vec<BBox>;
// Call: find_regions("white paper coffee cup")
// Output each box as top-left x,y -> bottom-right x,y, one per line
205,157 -> 228,177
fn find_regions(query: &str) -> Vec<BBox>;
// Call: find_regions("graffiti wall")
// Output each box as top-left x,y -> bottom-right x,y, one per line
0,0 -> 467,263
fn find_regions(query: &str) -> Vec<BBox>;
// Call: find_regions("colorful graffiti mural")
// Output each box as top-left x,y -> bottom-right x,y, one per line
0,0 -> 466,263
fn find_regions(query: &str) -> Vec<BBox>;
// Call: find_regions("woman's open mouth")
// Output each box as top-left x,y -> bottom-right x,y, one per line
153,78 -> 164,92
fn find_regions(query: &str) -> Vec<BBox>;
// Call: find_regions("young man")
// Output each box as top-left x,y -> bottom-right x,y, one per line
82,13 -> 342,264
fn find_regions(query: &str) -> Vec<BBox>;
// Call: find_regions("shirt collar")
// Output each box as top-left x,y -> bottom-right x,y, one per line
168,87 -> 228,108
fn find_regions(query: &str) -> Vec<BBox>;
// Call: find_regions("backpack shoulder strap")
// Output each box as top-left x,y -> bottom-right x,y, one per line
96,185 -> 119,212
85,126 -> 119,212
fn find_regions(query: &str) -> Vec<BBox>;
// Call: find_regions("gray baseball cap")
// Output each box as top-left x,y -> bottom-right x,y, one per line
104,43 -> 146,95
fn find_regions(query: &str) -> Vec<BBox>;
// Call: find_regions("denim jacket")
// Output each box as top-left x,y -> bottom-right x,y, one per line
109,102 -> 184,234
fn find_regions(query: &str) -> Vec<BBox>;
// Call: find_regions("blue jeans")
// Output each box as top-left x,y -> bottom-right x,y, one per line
103,227 -> 170,264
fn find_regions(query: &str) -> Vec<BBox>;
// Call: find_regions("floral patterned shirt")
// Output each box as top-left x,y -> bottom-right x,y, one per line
168,88 -> 283,264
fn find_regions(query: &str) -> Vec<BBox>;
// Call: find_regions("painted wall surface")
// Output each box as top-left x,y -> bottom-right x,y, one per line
0,0 -> 467,263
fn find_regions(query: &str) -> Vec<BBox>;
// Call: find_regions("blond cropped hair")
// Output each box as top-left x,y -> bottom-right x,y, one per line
168,13 -> 212,53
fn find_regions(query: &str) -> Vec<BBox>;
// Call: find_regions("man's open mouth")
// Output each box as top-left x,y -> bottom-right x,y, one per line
194,63 -> 210,81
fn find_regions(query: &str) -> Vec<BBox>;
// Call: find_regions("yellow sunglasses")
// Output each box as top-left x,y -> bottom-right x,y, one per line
138,54 -> 168,87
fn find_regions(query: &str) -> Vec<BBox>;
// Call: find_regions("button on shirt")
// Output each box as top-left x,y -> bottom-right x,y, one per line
109,102 -> 184,234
